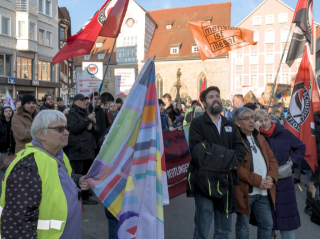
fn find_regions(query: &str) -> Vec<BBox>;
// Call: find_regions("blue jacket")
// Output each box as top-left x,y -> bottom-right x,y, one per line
260,123 -> 306,231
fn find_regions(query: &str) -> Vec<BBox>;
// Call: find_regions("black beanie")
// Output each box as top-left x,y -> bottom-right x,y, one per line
22,94 -> 37,106
116,98 -> 123,104
158,99 -> 164,105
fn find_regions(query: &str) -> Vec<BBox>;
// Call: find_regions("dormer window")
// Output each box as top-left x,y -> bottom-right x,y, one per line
192,45 -> 199,53
98,54 -> 105,59
166,20 -> 174,29
204,16 -> 212,23
96,43 -> 103,47
171,47 -> 179,54
84,55 -> 90,60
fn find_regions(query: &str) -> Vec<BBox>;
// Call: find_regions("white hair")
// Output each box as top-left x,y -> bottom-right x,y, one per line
31,110 -> 66,142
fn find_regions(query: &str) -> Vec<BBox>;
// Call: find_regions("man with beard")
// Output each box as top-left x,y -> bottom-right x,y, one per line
57,97 -> 67,112
39,93 -> 54,111
187,86 -> 245,239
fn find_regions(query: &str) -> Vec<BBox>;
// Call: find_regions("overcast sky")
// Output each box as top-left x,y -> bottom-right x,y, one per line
61,0 -> 320,35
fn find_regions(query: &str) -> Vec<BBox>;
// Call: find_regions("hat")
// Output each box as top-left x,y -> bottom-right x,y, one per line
14,100 -> 21,107
73,94 -> 89,101
244,103 -> 257,111
200,86 -> 221,103
57,97 -> 63,102
116,98 -> 123,104
158,99 -> 164,105
191,100 -> 198,106
271,102 -> 283,111
90,92 -> 99,101
21,94 -> 37,106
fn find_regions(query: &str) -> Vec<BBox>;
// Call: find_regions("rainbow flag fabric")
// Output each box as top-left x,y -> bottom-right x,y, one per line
87,58 -> 169,239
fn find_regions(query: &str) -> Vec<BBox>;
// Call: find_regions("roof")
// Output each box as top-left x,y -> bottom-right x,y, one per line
58,7 -> 71,22
145,2 -> 231,61
73,37 -> 117,67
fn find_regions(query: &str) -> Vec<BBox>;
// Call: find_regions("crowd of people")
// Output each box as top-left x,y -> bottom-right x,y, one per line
0,87 -> 319,239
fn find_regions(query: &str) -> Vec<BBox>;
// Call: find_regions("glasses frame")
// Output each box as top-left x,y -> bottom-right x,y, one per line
47,125 -> 70,133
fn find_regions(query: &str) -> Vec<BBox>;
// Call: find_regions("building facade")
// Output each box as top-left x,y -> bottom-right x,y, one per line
58,7 -> 75,103
0,0 -> 60,102
230,0 -> 318,103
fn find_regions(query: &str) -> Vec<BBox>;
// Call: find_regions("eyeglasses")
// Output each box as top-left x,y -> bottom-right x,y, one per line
94,97 -> 101,100
239,116 -> 255,121
47,125 -> 70,133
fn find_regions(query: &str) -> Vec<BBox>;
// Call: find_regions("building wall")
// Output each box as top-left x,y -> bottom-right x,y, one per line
230,0 -> 300,99
316,36 -> 320,80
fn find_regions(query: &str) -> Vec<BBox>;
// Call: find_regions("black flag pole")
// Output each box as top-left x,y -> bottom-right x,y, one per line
92,37 -> 117,112
266,23 -> 294,110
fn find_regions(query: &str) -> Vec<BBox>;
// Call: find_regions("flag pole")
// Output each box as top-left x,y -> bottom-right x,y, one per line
93,37 -> 117,112
266,22 -> 294,110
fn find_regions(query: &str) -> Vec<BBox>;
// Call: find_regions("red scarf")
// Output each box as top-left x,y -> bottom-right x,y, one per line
259,121 -> 276,137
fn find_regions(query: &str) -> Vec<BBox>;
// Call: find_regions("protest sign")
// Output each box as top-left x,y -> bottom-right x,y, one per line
115,68 -> 135,97
82,62 -> 103,88
163,130 -> 191,199
262,83 -> 292,107
76,73 -> 93,97
243,90 -> 257,104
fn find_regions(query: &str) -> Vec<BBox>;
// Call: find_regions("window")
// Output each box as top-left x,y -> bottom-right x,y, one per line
17,57 -> 32,79
266,74 -> 273,83
156,75 -> 163,98
18,21 -> 26,38
281,30 -> 290,42
282,53 -> 288,64
2,17 -> 9,35
281,73 -> 290,84
108,70 -> 111,79
170,47 -> 179,54
265,31 -> 274,44
279,13 -> 287,24
265,53 -> 274,64
38,0 -> 43,12
39,29 -> 45,44
46,31 -> 52,46
166,25 -> 172,29
45,0 -> 51,16
250,54 -> 258,65
250,75 -> 258,87
235,75 -> 242,87
29,22 -> 36,40
38,60 -> 51,81
254,32 -> 259,43
235,55 -> 243,65
98,54 -> 104,59
0,55 -> 10,76
253,16 -> 261,26
96,43 -> 102,47
60,27 -> 65,40
192,46 -> 199,52
84,55 -> 90,60
266,15 -> 274,25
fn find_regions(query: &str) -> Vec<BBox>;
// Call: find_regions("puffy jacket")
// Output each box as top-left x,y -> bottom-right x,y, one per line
66,104 -> 98,160
0,118 -> 15,154
188,141 -> 240,214
11,106 -> 37,153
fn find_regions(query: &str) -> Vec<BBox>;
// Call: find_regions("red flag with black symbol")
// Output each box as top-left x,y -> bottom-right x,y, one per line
285,45 -> 318,172
286,0 -> 313,67
52,0 -> 129,65
198,78 -> 206,102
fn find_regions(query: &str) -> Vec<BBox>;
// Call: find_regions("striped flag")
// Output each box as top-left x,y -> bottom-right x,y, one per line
87,58 -> 168,239
286,0 -> 314,67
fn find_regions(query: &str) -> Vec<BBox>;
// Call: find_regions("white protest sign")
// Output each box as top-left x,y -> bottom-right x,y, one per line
115,69 -> 135,97
82,62 -> 103,88
77,73 -> 93,97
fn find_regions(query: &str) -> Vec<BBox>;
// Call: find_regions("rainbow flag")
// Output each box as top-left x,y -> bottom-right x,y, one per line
87,58 -> 169,239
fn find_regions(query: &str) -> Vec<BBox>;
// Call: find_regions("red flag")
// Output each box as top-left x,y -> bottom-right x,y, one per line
198,78 -> 206,102
285,45 -> 318,172
53,0 -> 129,65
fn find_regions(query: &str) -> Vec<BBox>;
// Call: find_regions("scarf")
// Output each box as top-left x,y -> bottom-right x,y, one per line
110,111 -> 118,119
259,121 -> 276,137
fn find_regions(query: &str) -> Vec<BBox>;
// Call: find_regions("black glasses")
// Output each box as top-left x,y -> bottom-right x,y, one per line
239,116 -> 255,121
47,125 -> 70,133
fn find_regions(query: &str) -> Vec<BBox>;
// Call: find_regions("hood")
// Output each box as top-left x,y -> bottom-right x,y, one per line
269,122 -> 284,137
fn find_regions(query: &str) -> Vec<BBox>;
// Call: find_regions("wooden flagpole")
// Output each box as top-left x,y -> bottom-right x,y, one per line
92,37 -> 117,112
266,22 -> 294,110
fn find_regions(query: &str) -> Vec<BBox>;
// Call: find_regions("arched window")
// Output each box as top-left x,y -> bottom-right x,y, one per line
156,74 -> 163,98
198,72 -> 207,98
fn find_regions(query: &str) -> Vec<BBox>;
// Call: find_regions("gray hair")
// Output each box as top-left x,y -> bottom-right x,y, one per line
254,109 -> 270,121
31,110 -> 66,141
232,107 -> 254,123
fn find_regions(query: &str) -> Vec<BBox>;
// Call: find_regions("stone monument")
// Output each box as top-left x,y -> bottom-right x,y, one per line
175,68 -> 182,102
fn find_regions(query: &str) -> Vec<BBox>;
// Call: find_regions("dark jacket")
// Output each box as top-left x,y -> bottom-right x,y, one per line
165,103 -> 181,123
187,112 -> 246,197
260,123 -> 306,230
58,105 -> 65,113
235,128 -> 278,215
66,105 -> 99,160
189,141 -> 240,214
39,103 -> 53,111
88,104 -> 110,149
0,119 -> 15,154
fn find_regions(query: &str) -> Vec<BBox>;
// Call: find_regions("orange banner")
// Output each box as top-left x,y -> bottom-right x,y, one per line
188,21 -> 257,61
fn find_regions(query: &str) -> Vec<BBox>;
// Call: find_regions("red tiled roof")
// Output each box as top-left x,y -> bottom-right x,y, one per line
145,2 -> 231,61
73,37 -> 117,67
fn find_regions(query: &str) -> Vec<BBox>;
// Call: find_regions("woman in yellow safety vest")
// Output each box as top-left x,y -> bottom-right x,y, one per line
0,110 -> 91,239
